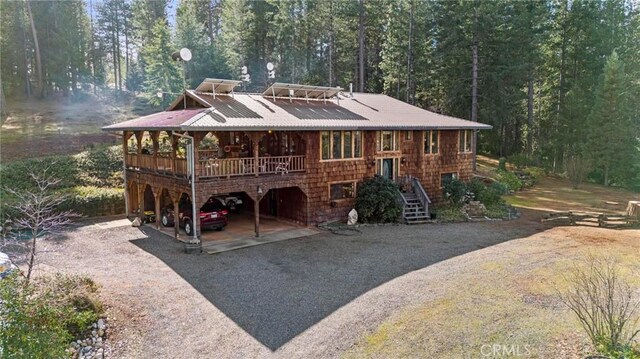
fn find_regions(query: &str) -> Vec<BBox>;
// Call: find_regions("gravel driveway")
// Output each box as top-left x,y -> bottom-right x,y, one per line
37,213 -> 546,358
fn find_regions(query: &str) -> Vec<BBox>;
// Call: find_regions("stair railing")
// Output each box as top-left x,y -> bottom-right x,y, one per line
411,178 -> 431,215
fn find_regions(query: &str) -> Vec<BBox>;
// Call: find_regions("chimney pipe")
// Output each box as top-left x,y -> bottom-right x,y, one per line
349,83 -> 353,98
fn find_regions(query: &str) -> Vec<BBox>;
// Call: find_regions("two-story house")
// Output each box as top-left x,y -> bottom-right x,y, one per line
102,79 -> 491,240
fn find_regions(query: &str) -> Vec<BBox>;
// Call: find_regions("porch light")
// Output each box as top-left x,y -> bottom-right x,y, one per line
257,186 -> 263,195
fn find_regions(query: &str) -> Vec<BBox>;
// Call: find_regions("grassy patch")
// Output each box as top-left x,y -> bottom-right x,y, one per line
343,228 -> 640,359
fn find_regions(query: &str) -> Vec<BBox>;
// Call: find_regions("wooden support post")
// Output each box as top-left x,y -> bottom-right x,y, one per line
136,131 -> 142,154
123,133 -> 130,217
173,197 -> 180,240
138,182 -> 145,221
254,196 -> 260,237
193,194 -> 201,239
154,191 -> 161,229
151,131 -> 159,172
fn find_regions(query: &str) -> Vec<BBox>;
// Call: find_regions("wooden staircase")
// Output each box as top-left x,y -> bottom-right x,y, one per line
397,176 -> 432,225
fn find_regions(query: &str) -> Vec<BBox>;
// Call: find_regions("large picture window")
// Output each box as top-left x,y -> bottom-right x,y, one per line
459,130 -> 472,153
377,131 -> 398,152
424,130 -> 439,154
320,131 -> 363,160
330,182 -> 356,200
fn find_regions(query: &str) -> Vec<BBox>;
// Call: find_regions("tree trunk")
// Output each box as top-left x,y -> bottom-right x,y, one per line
406,0 -> 414,104
604,165 -> 609,187
115,3 -> 122,92
527,78 -> 534,155
26,231 -> 36,282
328,0 -> 334,86
471,4 -> 479,124
358,0 -> 365,92
0,85 -> 7,125
25,0 -> 43,99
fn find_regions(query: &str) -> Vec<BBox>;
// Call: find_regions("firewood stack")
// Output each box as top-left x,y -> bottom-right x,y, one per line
626,201 -> 640,217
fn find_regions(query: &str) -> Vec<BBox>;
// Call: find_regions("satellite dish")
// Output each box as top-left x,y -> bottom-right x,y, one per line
266,62 -> 274,71
180,48 -> 192,61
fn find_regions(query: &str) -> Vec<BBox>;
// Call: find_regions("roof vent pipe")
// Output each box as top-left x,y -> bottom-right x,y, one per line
349,83 -> 353,98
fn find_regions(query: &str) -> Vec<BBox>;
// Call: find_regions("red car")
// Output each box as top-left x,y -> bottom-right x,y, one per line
161,196 -> 228,236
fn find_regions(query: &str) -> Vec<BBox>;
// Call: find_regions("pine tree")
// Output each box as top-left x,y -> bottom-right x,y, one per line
142,19 -> 181,107
586,51 -> 635,186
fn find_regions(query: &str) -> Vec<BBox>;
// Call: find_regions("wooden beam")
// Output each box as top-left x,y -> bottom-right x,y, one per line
254,194 -> 260,237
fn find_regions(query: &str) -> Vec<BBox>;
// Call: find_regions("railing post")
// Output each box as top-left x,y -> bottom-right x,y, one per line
252,133 -> 260,177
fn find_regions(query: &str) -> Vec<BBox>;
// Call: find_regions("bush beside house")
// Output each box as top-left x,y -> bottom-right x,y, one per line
355,176 -> 403,223
0,146 -> 124,219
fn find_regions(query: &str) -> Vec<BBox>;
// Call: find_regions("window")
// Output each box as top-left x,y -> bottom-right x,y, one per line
377,131 -> 398,151
320,130 -> 363,160
441,172 -> 457,187
354,131 -> 362,158
332,131 -> 342,159
459,130 -> 472,153
405,131 -> 412,141
424,130 -> 439,154
343,131 -> 352,158
330,182 -> 356,200
321,131 -> 331,160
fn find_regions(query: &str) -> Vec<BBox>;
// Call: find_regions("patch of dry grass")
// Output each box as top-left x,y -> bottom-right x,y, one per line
343,227 -> 640,359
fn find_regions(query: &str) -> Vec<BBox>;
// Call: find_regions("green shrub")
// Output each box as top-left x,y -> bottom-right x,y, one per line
466,178 -> 485,200
355,176 -> 402,223
507,153 -> 535,169
433,204 -> 467,222
74,145 -> 123,187
58,186 -> 125,217
489,181 -> 509,195
496,170 -> 523,192
523,167 -> 545,184
0,146 -> 124,219
0,273 -> 102,358
498,157 -> 507,171
442,177 -> 470,204
477,186 -> 505,207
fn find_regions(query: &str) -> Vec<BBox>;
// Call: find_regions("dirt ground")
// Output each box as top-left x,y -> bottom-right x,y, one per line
31,209 -> 640,359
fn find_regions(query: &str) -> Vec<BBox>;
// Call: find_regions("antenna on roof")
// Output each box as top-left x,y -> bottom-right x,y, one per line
266,62 -> 275,80
172,48 -> 192,108
240,66 -> 250,92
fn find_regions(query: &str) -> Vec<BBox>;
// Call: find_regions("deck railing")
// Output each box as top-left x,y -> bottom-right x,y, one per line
199,155 -> 306,178
125,153 -> 304,179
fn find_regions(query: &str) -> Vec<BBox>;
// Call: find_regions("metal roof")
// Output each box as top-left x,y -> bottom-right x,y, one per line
103,91 -> 492,132
262,83 -> 342,99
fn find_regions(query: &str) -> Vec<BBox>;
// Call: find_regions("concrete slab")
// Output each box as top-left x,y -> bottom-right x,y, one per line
154,213 -> 320,254
202,227 -> 320,254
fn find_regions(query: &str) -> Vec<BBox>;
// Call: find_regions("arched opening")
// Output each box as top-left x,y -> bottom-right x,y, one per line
140,131 -> 154,155
199,132 -> 221,160
143,184 -> 155,214
127,133 -> 138,153
157,131 -> 172,157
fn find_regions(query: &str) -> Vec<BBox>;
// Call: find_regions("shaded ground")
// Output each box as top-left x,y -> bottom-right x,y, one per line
37,211 -> 549,358
0,95 -> 155,161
